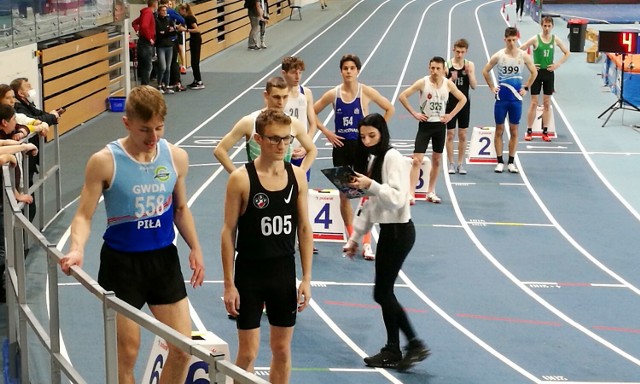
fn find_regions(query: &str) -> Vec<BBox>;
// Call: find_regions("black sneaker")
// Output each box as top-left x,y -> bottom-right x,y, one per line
397,339 -> 430,372
364,345 -> 402,368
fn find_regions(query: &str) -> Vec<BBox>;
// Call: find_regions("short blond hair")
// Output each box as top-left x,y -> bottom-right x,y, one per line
125,86 -> 167,122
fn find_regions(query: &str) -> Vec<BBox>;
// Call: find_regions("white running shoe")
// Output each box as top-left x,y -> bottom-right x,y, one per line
362,243 -> 375,260
448,163 -> 456,174
426,192 -> 441,204
507,163 -> 519,173
457,164 -> 467,175
494,163 -> 504,173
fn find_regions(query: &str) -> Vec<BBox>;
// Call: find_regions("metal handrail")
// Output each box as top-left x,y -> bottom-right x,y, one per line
2,125 -> 268,384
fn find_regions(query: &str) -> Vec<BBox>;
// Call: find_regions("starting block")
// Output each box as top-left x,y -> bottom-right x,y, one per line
468,126 -> 497,164
308,189 -> 346,242
530,105 -> 556,138
142,331 -> 232,384
408,156 -> 432,200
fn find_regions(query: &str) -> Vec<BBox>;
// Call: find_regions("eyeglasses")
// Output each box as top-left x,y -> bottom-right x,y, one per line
260,134 -> 294,145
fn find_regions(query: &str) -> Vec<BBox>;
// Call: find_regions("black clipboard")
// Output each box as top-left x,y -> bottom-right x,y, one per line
320,166 -> 368,199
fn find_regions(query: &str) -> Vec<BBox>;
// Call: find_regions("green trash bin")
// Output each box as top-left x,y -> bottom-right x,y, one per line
567,18 -> 588,52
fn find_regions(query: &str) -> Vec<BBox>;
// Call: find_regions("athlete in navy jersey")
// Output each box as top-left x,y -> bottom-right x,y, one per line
483,27 -> 537,174
314,54 -> 394,259
60,86 -> 205,384
222,109 -> 312,384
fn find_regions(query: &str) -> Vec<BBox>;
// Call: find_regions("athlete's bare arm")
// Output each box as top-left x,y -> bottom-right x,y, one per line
60,149 -> 113,274
221,167 -> 249,316
362,85 -> 395,121
482,53 -> 501,94
313,88 -> 344,147
467,61 -> 478,89
170,145 -> 205,288
398,78 -> 428,122
291,117 -> 317,171
548,36 -> 570,71
214,116 -> 253,173
293,166 -> 312,312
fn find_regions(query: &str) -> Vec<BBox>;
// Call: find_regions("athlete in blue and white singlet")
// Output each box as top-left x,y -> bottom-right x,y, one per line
103,138 -> 176,252
495,49 -> 525,102
482,27 -> 537,173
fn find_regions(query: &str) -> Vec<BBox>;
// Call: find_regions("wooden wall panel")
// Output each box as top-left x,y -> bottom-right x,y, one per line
40,32 -> 108,64
40,27 -> 126,139
47,89 -> 109,140
45,75 -> 110,110
42,46 -> 109,80
43,60 -> 110,96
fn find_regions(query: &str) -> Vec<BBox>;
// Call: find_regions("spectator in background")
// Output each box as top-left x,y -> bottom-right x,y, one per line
178,3 -> 205,89
0,104 -> 40,303
132,0 -> 158,86
10,78 -> 59,126
155,3 -> 177,94
0,104 -> 39,203
1,84 -> 49,137
246,0 -> 266,50
5,81 -> 51,221
160,0 -> 187,92
258,0 -> 269,49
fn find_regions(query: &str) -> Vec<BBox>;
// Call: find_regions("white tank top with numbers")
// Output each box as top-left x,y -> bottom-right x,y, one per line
285,85 -> 308,148
420,76 -> 449,123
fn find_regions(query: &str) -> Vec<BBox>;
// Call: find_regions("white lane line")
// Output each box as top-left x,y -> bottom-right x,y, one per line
441,0 -> 640,369
384,1 -> 544,380
50,0 -> 370,367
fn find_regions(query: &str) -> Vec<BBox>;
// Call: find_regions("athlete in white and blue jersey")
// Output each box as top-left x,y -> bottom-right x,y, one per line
483,27 -> 537,173
103,138 -> 176,252
59,86 -> 205,384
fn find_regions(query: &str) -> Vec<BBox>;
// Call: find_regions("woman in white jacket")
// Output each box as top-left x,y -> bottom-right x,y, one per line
343,113 -> 430,371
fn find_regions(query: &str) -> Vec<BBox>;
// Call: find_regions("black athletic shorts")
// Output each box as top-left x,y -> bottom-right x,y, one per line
446,102 -> 471,129
332,139 -> 359,167
414,121 -> 446,153
234,256 -> 297,330
530,68 -> 554,96
98,243 -> 187,309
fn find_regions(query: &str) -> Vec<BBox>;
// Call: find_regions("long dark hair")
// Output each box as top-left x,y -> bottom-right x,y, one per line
353,113 -> 391,184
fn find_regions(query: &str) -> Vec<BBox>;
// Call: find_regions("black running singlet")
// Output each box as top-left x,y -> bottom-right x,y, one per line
236,162 -> 298,261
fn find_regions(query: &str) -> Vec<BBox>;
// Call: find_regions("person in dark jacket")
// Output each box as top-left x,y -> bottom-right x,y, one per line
9,78 -> 54,217
155,4 -> 177,94
132,0 -> 158,85
10,78 -> 59,126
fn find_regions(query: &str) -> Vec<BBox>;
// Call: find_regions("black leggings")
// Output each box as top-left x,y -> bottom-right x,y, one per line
373,220 -> 417,347
516,0 -> 525,16
190,38 -> 202,82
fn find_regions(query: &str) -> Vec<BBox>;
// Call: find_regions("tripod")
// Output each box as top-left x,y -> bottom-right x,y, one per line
598,53 -> 640,127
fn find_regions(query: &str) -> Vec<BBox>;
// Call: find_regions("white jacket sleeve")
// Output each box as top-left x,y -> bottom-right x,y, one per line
366,150 -> 408,211
349,198 -> 374,244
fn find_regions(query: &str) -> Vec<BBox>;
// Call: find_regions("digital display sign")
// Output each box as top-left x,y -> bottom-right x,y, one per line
599,30 -> 640,54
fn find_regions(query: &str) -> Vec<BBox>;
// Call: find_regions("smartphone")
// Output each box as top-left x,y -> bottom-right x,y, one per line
56,107 -> 66,115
